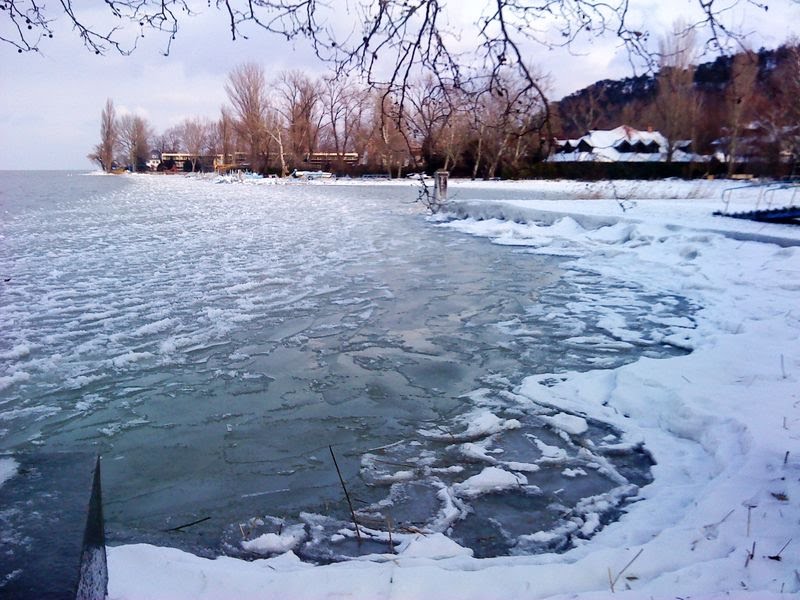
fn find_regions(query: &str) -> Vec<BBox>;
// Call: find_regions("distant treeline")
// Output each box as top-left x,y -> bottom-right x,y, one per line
90,41 -> 800,179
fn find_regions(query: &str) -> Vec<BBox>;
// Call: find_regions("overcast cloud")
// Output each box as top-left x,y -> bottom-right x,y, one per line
1,0 -> 798,170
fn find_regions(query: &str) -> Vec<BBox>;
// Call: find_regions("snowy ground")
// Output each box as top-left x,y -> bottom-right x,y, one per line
105,177 -> 800,599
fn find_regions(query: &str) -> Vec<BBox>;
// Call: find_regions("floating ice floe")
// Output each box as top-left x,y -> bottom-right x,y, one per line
0,457 -> 18,488
453,466 -> 529,498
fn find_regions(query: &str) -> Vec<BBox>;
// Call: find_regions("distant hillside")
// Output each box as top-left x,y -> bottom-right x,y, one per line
555,44 -> 799,145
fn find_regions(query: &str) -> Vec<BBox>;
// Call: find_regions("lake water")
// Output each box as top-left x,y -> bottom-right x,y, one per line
0,172 -> 692,560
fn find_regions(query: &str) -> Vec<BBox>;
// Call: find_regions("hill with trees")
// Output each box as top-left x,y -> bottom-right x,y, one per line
556,42 -> 800,176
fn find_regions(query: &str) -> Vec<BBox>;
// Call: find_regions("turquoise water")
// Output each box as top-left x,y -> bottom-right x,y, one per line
0,172 -> 689,559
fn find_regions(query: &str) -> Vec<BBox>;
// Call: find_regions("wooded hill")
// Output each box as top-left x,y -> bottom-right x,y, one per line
555,43 -> 800,170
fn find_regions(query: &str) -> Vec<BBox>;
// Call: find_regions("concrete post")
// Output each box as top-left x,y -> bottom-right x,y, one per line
434,170 -> 449,203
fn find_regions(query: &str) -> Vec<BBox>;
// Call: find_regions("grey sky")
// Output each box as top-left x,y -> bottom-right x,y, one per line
1,0 -> 797,171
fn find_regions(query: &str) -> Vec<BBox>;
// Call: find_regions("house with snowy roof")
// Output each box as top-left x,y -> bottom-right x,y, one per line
550,125 -> 700,163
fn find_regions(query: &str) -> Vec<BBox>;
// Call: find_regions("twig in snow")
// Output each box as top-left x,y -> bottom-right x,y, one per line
164,516 -> 211,532
719,508 -> 736,525
361,439 -> 406,454
608,548 -> 644,593
745,541 -> 756,567
371,458 -> 418,469
329,445 -> 362,543
701,508 -> 735,539
784,451 -> 790,466
387,515 -> 395,554
768,539 -> 792,561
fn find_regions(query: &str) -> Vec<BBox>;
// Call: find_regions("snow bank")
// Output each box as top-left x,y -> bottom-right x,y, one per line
108,179 -> 800,599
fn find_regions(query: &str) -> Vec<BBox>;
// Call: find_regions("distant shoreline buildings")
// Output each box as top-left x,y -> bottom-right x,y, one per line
549,125 -> 705,163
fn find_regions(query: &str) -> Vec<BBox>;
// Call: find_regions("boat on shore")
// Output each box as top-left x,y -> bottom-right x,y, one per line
291,169 -> 334,180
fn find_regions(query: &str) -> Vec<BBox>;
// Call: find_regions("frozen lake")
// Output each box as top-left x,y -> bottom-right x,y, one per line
0,172 -> 693,560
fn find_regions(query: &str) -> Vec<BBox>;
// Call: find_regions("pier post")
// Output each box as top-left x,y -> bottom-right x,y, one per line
434,170 -> 449,203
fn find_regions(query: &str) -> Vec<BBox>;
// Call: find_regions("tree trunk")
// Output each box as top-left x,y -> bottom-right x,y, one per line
472,128 -> 483,180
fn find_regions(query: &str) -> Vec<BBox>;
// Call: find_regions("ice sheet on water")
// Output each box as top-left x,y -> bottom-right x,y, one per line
418,410 -> 521,441
220,395 -> 654,562
541,413 -> 589,436
1,174 -> 694,562
454,466 -> 530,498
241,523 -> 308,555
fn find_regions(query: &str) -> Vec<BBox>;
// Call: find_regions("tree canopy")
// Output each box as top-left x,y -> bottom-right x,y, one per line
3,1 -> 784,92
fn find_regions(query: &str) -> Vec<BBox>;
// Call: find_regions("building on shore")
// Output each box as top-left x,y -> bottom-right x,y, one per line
549,125 -> 703,163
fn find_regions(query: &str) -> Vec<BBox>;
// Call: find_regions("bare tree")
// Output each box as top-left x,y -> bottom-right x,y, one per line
264,106 -> 289,176
438,107 -> 471,172
274,70 -> 323,167
406,75 -> 456,171
205,119 -> 222,162
782,43 -> 800,173
153,125 -> 183,155
88,98 -> 118,172
217,106 -> 237,166
561,85 -> 608,136
4,1 -> 767,63
651,21 -> 702,162
117,113 -> 152,171
468,68 -> 550,178
180,117 -> 211,172
225,63 -> 270,173
319,75 -> 369,170
724,49 -> 760,176
365,90 -> 413,177
763,40 -> 800,174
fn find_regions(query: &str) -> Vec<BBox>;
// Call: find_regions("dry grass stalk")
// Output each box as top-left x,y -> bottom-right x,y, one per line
608,548 -> 644,593
329,445 -> 362,543
745,541 -> 756,567
768,539 -> 792,561
387,515 -> 395,554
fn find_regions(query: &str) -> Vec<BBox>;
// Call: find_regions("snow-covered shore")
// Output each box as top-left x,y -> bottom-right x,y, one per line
108,178 -> 799,599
